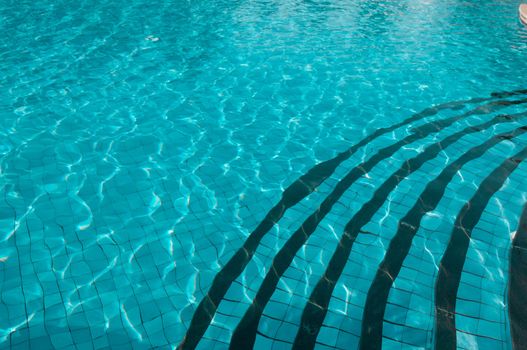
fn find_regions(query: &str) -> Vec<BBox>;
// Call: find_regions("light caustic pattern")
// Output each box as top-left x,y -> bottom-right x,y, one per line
1,0 -> 527,350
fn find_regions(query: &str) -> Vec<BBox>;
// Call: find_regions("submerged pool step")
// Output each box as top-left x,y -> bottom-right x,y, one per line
259,124 -> 520,346
435,146 -> 527,349
180,90 -> 512,349
292,116 -> 527,350
200,111 -> 449,348
453,168 -> 525,350
378,135 -> 522,349
359,125 -> 527,350
181,94 -> 488,349
179,89 -> 527,350
228,103 -> 517,349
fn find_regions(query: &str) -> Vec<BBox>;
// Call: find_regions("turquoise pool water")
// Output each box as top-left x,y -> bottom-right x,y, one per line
2,0 -> 527,349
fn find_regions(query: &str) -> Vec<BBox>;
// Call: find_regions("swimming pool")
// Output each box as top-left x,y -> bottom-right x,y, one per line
1,0 -> 527,349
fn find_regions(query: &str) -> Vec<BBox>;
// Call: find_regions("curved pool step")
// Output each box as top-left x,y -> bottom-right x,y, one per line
178,89 -> 527,350
359,125 -> 527,350
229,101 -> 527,349
293,117 -> 527,350
434,146 -> 527,349
177,93 -> 501,350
